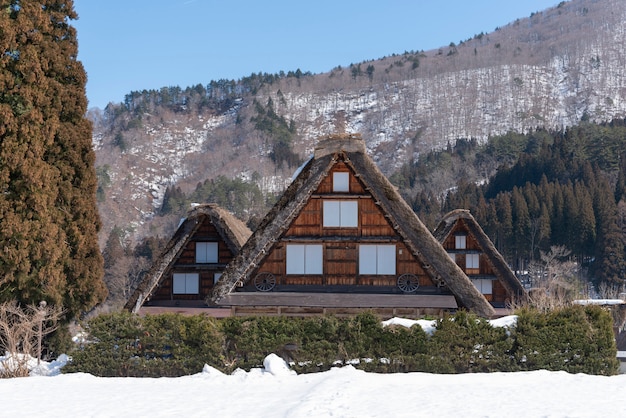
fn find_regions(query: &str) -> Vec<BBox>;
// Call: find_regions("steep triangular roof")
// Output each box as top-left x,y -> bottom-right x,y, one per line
211,134 -> 495,317
433,209 -> 528,303
124,203 -> 252,313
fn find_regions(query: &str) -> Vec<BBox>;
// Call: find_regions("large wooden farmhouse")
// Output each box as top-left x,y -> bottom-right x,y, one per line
433,209 -> 528,312
125,203 -> 252,314
211,134 -> 495,318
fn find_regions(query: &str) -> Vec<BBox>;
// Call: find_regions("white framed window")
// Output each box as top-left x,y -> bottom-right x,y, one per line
359,244 -> 396,275
213,272 -> 222,284
466,253 -> 480,269
455,235 -> 467,249
333,172 -> 350,192
448,252 -> 456,263
472,279 -> 493,294
173,273 -> 199,294
196,242 -> 218,263
286,244 -> 323,275
323,200 -> 358,227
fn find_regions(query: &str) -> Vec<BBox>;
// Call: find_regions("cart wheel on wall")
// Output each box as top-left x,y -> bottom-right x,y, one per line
397,274 -> 419,293
253,272 -> 276,292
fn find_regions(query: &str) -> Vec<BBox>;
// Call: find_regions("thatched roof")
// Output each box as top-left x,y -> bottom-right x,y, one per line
433,209 -> 528,303
211,133 -> 495,317
124,204 -> 252,313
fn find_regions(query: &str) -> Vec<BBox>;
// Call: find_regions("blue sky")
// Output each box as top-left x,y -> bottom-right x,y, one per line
73,0 -> 560,109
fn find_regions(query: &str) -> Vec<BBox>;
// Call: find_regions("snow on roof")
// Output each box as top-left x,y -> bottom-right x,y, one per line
573,299 -> 625,305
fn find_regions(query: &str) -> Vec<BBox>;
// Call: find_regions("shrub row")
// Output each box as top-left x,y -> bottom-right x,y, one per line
63,313 -> 223,377
64,305 -> 619,377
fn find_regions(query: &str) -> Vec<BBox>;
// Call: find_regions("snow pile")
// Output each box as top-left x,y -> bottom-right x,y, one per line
0,352 -> 70,377
263,353 -> 297,376
200,363 -> 225,377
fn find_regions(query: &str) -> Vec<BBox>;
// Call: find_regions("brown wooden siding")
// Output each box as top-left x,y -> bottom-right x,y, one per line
325,244 -> 357,285
230,306 -> 450,319
150,215 -> 237,302
360,198 -> 395,236
287,199 -> 321,236
222,292 -> 458,318
441,220 -> 480,252
247,161 -> 438,293
285,164 -> 395,239
315,161 -> 365,194
253,241 -> 436,290
480,253 -> 495,275
175,241 -> 233,266
492,280 -> 508,303
150,270 -> 218,301
261,244 -> 285,280
442,219 -> 514,305
397,242 -> 435,287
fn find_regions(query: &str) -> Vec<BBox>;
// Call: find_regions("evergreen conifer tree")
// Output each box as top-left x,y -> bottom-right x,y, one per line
511,187 -> 530,258
0,1 -> 107,318
591,177 -> 626,285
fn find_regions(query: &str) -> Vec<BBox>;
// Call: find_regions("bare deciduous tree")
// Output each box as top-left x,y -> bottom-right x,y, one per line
0,301 -> 63,378
597,281 -> 626,300
525,245 -> 584,311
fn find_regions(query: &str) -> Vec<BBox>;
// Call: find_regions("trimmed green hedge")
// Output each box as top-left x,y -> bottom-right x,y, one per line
63,312 -> 223,377
65,305 -> 619,377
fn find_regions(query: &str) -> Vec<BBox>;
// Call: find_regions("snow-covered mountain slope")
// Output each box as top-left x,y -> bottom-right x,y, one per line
92,0 -> 626,244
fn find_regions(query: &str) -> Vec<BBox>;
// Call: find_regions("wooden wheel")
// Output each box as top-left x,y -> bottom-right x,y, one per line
253,272 -> 276,292
397,274 -> 419,293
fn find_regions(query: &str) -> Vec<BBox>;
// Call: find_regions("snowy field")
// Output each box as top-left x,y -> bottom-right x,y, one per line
2,315 -> 625,417
2,355 -> 626,418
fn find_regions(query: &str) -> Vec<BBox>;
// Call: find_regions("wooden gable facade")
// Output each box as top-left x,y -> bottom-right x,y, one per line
211,134 -> 496,318
245,158 -> 438,292
433,209 -> 528,310
124,204 -> 252,314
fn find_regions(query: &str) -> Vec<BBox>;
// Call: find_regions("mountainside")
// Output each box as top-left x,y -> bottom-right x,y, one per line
91,0 -> 626,246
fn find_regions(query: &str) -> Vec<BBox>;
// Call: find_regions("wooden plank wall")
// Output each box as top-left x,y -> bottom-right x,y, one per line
251,163 -> 436,289
441,220 -> 512,304
151,215 -> 236,302
231,306 -> 448,319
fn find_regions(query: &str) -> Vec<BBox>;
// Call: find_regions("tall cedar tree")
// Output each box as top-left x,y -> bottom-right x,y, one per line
0,1 -> 107,317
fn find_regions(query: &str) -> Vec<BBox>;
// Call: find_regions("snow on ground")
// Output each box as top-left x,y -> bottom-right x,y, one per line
2,355 -> 626,418
2,315 -> 626,417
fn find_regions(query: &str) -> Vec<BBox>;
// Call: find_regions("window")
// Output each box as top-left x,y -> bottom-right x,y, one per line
466,253 -> 479,270
359,245 -> 396,275
173,273 -> 199,294
286,244 -> 323,274
213,272 -> 222,284
333,172 -> 350,192
472,279 -> 493,294
448,252 -> 456,263
455,234 -> 467,249
323,200 -> 358,227
196,242 -> 218,263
